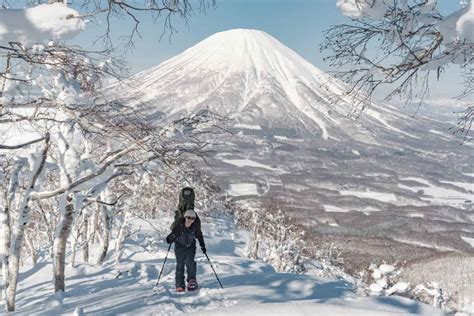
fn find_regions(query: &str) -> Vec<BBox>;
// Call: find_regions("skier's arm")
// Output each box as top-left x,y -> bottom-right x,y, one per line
196,231 -> 205,248
195,225 -> 206,253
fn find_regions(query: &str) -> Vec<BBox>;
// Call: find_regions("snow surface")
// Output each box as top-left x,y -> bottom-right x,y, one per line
390,238 -> 457,252
0,3 -> 85,46
340,189 -> 397,203
398,177 -> 473,205
221,158 -> 277,171
461,236 -> 474,248
324,205 -> 350,213
7,213 -> 447,315
439,180 -> 474,193
234,124 -> 262,130
226,183 -> 259,196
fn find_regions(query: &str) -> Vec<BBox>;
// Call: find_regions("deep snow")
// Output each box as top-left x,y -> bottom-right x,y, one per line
6,212 -> 447,315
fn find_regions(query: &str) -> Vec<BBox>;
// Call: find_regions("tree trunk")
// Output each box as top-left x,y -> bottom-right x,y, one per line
37,201 -> 54,260
7,203 -> 34,311
70,217 -> 83,268
6,240 -> 21,312
82,216 -> 89,263
0,205 -> 10,306
96,204 -> 111,265
114,212 -> 129,265
70,237 -> 77,268
90,208 -> 99,244
24,231 -> 37,265
53,198 -> 74,292
5,136 -> 49,311
1,152 -> 20,308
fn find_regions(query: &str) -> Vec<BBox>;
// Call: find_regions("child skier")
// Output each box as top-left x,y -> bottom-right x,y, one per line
166,209 -> 206,292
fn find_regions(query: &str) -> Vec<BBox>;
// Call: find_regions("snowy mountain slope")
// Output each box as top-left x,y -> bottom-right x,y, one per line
9,213 -> 447,315
101,29 -> 473,312
107,29 -> 444,142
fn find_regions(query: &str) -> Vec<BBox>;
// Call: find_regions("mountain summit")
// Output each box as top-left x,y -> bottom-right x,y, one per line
158,28 -> 328,83
109,29 -> 442,141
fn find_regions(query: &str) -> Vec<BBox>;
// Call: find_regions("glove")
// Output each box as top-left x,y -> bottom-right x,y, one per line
166,233 -> 176,244
201,246 -> 207,254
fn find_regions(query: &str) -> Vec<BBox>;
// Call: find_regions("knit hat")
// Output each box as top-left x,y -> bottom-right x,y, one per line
183,209 -> 196,218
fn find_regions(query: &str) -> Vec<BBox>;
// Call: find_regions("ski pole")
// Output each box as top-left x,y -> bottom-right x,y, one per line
155,243 -> 172,287
204,252 -> 224,289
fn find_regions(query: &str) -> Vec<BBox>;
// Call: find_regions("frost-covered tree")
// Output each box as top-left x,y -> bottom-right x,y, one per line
0,1 -> 221,311
323,0 -> 474,138
0,137 -> 50,311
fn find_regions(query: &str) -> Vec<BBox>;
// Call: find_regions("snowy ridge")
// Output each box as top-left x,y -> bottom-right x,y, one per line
9,213 -> 446,315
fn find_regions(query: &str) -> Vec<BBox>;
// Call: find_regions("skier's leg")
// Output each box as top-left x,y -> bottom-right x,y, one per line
174,247 -> 186,288
185,246 -> 197,282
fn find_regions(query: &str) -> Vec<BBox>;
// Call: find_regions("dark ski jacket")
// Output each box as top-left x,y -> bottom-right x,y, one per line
168,218 -> 205,249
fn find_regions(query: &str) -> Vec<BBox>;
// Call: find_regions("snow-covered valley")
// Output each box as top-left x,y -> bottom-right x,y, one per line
100,29 -> 474,313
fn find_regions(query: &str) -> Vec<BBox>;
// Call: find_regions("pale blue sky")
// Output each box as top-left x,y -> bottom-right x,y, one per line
75,0 -> 466,99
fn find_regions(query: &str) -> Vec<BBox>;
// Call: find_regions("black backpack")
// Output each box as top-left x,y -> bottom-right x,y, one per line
178,187 -> 195,213
171,187 -> 201,229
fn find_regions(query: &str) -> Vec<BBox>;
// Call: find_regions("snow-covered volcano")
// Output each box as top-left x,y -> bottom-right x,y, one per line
109,29 -> 420,141
103,30 -> 473,309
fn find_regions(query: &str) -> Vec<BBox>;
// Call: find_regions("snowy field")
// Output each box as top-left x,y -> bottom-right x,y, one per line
399,177 -> 473,205
221,158 -> 277,171
5,213 -> 448,316
226,183 -> 260,197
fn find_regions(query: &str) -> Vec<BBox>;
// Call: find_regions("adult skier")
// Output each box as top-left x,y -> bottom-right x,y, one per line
166,209 -> 206,292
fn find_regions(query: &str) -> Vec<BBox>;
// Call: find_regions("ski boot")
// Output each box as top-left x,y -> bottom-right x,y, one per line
187,279 -> 198,291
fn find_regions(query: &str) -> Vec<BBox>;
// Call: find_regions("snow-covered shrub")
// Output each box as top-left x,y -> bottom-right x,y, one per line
413,282 -> 449,311
261,210 -> 307,273
233,201 -> 365,277
310,242 -> 348,279
360,261 -> 458,313
234,204 -> 307,274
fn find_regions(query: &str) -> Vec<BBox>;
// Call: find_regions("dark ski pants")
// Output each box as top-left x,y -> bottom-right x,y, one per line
174,246 -> 196,288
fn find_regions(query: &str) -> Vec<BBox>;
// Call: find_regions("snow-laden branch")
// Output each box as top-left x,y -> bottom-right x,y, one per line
0,136 -> 47,150
325,0 -> 474,137
31,136 -> 151,201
